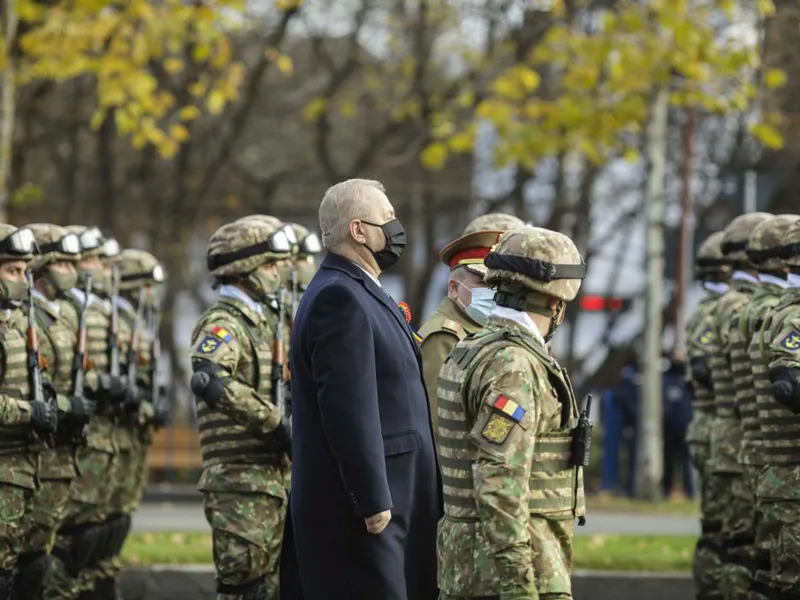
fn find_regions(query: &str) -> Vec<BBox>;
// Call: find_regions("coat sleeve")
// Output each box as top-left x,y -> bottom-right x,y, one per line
306,283 -> 392,518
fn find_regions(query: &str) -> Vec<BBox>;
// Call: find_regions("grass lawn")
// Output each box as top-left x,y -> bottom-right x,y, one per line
586,494 -> 700,516
122,532 -> 696,573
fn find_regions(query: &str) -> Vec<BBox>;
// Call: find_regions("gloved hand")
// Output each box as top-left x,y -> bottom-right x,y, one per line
29,401 -> 57,434
65,395 -> 95,427
43,381 -> 57,404
97,374 -> 127,405
123,384 -> 143,415
190,360 -> 231,410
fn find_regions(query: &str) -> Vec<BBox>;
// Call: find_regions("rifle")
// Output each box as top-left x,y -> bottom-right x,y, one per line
290,267 -> 299,323
123,288 -> 147,416
108,266 -> 121,379
70,276 -> 92,441
570,394 -> 593,468
27,271 -> 54,448
148,302 -> 167,419
272,289 -> 287,420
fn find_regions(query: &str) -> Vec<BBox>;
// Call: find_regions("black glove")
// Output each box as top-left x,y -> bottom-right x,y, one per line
770,366 -> 800,414
65,395 -> 95,427
97,374 -> 127,404
29,401 -> 57,434
190,359 -> 231,410
123,384 -> 144,415
690,357 -> 713,390
43,381 -> 57,404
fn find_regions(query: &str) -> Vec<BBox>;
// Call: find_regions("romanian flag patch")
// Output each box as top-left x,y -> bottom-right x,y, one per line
493,394 -> 526,422
212,326 -> 233,342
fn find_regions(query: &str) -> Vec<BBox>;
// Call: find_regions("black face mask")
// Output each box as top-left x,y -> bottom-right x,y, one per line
362,219 -> 406,271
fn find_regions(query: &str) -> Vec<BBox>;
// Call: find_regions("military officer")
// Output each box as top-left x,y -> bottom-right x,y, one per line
722,215 -> 800,599
44,227 -> 126,600
189,218 -> 294,600
419,213 -> 525,427
12,224 -> 95,600
95,248 -> 165,598
702,212 -> 772,599
436,226 -> 587,600
749,220 -> 800,599
686,230 -> 731,600
0,224 -> 57,597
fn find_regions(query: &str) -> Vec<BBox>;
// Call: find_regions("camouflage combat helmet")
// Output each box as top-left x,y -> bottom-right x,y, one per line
286,223 -> 322,256
484,227 -> 586,302
116,249 -> 164,291
747,214 -> 800,272
782,220 -> 800,269
64,225 -> 118,259
0,224 -> 36,263
462,213 -> 527,236
207,218 -> 293,277
236,214 -> 283,229
27,223 -> 81,271
695,231 -> 730,281
721,212 -> 772,266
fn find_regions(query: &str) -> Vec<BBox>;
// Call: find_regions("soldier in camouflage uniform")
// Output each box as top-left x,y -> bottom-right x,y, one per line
419,213 -> 525,429
0,224 -> 57,598
748,219 -> 800,599
12,224 -> 95,600
283,223 -> 321,307
44,227 -> 127,600
686,230 -> 731,600
723,215 -> 800,599
436,226 -> 587,600
701,212 -> 772,599
189,218 -> 294,600
94,249 -> 165,599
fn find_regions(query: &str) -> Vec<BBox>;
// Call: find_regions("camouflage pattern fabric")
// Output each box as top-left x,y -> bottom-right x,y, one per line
436,316 -> 583,599
191,291 -> 290,599
686,289 -> 727,598
0,485 -> 34,572
461,213 -> 526,236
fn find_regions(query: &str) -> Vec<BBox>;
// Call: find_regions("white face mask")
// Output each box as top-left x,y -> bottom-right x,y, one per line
456,281 -> 496,326
787,273 -> 800,288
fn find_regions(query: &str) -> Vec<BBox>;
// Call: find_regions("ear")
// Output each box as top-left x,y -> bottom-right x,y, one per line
548,297 -> 561,310
447,277 -> 460,299
349,219 -> 367,244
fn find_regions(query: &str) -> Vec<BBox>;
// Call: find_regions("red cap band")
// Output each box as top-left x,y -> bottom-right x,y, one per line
448,247 -> 491,269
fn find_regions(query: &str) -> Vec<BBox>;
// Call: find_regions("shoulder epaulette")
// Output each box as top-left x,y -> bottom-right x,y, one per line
441,318 -> 466,339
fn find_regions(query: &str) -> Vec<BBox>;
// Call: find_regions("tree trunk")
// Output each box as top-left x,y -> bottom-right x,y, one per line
97,112 -> 117,232
0,0 -> 17,222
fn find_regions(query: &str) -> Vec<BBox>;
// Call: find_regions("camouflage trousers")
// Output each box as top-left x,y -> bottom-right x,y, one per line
203,489 -> 288,600
687,412 -> 713,473
0,483 -> 34,573
42,446 -> 116,600
750,465 -> 800,598
719,466 -> 766,600
695,472 -> 727,600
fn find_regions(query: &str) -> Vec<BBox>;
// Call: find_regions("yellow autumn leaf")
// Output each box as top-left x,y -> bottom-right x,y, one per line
207,90 -> 226,115
170,123 -> 190,143
301,97 -> 328,122
622,148 -> 640,163
750,123 -> 784,151
179,105 -> 201,121
516,66 -> 540,92
275,0 -> 304,9
164,58 -> 184,75
89,110 -> 107,132
276,55 -> 293,76
448,130 -> 475,153
420,142 -> 448,171
764,69 -> 787,90
339,100 -> 357,119
156,137 -> 179,159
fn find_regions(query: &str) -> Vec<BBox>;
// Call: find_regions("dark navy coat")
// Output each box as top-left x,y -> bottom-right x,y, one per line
283,252 -> 441,600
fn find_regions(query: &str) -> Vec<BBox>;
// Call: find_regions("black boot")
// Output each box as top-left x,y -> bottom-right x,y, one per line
0,570 -> 13,600
10,552 -> 49,600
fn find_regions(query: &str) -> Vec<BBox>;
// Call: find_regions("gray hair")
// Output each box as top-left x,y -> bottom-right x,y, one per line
319,178 -> 386,251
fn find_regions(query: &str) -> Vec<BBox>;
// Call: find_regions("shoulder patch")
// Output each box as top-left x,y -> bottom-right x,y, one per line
481,412 -> 515,444
779,331 -> 800,351
493,394 -> 526,422
441,318 -> 465,337
696,327 -> 714,346
196,335 -> 222,354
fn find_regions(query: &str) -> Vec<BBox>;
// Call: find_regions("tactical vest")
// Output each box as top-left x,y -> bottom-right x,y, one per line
194,301 -> 279,467
34,301 -> 77,447
437,328 -> 585,521
0,312 -> 34,455
711,283 -> 757,419
755,293 -> 800,465
735,287 -> 781,466
685,295 -> 720,413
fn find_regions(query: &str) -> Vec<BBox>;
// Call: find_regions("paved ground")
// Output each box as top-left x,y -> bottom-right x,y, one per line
133,503 -> 701,536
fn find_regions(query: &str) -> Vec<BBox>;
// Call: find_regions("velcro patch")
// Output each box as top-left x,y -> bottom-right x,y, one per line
481,413 -> 515,444
779,331 -> 800,351
196,336 -> 222,354
493,394 -> 526,422
696,327 -> 714,346
211,326 -> 233,342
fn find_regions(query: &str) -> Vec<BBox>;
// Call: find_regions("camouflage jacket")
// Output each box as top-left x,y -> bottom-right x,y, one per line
436,315 -> 582,598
